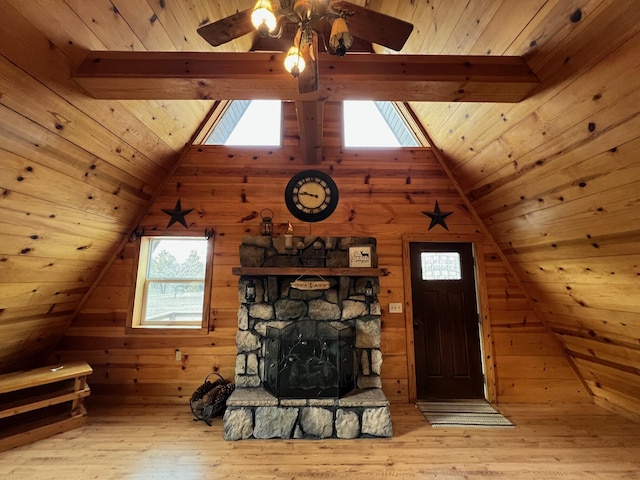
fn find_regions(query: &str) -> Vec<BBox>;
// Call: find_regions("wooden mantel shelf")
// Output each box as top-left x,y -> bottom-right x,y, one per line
232,267 -> 388,277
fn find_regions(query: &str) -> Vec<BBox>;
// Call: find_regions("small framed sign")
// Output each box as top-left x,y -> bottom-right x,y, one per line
349,245 -> 373,268
290,279 -> 331,291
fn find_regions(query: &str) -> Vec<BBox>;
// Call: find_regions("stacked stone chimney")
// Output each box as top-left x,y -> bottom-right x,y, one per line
223,236 -> 392,440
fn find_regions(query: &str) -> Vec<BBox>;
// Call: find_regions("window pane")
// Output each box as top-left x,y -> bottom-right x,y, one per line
344,101 -> 402,147
421,252 -> 462,280
224,100 -> 281,146
148,238 -> 207,279
143,281 -> 204,324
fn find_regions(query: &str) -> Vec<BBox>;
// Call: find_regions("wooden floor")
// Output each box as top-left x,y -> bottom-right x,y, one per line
1,402 -> 639,479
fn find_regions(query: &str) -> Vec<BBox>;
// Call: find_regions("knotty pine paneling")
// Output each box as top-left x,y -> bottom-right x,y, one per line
55,147 -> 587,405
373,0 -> 640,417
0,0 -> 221,373
481,243 -> 588,403
0,0 -> 635,417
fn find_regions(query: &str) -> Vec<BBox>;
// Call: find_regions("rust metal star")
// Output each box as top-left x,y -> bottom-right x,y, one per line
161,199 -> 194,229
422,200 -> 453,231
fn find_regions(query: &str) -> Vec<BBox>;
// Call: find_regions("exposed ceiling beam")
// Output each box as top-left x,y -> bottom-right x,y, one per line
296,101 -> 324,164
73,51 -> 539,103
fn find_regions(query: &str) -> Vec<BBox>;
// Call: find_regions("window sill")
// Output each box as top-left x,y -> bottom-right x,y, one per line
125,325 -> 210,336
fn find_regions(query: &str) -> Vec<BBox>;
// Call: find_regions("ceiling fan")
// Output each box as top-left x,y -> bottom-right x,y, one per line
196,0 -> 414,94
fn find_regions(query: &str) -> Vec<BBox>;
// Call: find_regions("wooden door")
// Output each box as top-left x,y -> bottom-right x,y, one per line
410,242 -> 484,399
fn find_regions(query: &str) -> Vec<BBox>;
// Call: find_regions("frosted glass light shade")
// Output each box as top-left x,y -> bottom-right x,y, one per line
284,46 -> 306,76
251,0 -> 277,33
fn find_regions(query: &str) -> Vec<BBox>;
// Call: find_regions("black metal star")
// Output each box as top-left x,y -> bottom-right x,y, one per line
161,199 -> 194,229
422,200 -> 453,231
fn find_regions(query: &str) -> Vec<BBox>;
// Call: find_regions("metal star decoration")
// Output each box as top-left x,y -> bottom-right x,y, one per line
161,199 -> 194,228
422,200 -> 453,231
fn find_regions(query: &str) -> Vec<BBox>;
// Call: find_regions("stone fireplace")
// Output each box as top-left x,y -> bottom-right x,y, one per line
223,236 -> 393,440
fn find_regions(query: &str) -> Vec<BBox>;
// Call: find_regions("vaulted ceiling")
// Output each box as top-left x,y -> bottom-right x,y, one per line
0,1 -> 638,416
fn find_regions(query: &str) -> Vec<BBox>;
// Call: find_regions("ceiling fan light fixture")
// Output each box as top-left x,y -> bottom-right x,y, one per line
329,17 -> 353,56
284,45 -> 306,77
251,0 -> 278,35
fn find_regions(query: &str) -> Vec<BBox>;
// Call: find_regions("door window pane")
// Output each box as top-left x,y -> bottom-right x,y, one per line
420,252 -> 462,280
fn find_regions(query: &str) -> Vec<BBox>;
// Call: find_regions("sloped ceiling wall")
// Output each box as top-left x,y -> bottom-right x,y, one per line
0,0 -> 638,415
371,0 -> 640,415
0,0 -> 239,371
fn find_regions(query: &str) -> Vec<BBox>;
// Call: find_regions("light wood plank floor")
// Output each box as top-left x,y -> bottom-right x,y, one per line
1,402 -> 639,479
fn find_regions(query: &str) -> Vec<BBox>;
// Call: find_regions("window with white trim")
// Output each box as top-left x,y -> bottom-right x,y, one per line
129,236 -> 213,331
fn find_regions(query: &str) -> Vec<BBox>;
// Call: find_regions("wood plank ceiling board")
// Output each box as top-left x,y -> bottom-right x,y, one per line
0,151 -> 140,225
484,153 -> 640,236
515,254 -> 640,286
411,0 -> 606,161
412,1 -> 549,140
0,9 -> 177,177
1,0 -> 210,156
109,0 -> 178,51
439,0 -> 626,186
0,186 -> 130,238
62,0 -> 147,50
464,41 -> 640,204
0,255 -> 103,284
0,105 -> 153,204
0,59 -> 166,185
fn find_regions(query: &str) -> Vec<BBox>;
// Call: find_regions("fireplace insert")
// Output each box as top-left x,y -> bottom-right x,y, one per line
263,320 -> 355,399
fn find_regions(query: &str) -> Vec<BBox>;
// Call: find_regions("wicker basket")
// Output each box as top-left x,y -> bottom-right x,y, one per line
189,372 -> 235,425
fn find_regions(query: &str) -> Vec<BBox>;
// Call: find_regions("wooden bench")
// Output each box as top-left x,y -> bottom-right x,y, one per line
0,361 -> 92,452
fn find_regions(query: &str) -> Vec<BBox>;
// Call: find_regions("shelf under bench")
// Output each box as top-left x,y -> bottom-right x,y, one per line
0,361 -> 92,452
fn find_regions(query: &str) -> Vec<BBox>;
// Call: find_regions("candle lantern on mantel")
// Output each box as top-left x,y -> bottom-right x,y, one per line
260,208 -> 274,236
285,222 -> 294,249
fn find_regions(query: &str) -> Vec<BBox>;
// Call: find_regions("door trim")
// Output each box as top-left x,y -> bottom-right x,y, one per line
402,234 -> 497,403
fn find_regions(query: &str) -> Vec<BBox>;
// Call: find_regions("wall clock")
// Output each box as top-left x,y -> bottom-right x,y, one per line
284,170 -> 339,222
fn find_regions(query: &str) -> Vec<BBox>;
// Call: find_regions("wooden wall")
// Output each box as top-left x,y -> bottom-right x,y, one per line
54,106 -> 588,404
0,0 -> 218,372
1,0 -> 636,415
373,0 -> 640,418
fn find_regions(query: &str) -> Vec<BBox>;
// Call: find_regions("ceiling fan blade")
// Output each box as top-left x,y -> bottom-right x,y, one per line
298,31 -> 319,94
197,8 -> 254,47
331,1 -> 413,51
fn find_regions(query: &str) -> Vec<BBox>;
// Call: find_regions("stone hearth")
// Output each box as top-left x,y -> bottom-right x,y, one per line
223,236 -> 392,440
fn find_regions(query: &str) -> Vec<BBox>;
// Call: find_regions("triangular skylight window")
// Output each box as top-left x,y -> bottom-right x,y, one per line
205,100 -> 282,146
343,101 -> 419,147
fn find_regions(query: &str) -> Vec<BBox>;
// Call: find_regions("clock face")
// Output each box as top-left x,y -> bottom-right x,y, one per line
284,170 -> 339,222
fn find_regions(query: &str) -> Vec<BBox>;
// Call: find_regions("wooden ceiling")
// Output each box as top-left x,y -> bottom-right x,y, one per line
0,1 -> 639,417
